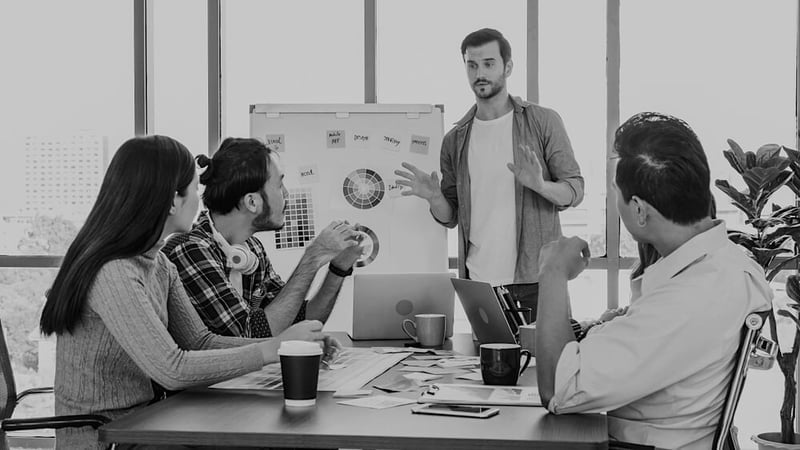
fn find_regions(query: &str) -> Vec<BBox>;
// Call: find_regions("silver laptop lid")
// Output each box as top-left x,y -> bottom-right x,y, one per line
451,278 -> 516,345
351,273 -> 455,340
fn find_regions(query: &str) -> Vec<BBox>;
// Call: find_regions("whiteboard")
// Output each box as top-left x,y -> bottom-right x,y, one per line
249,104 -> 447,331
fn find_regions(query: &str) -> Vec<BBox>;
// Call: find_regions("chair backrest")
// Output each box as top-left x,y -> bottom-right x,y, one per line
0,317 -> 18,422
712,311 -> 775,450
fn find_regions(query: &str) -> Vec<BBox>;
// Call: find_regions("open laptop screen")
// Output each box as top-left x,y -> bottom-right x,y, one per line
351,273 -> 455,340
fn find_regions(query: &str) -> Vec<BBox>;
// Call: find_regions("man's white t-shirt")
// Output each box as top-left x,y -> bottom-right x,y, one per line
466,109 -> 516,285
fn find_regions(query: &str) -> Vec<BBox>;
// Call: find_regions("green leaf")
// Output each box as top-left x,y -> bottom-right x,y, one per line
786,275 -> 800,302
728,139 -> 748,168
767,255 -> 800,281
746,152 -> 756,170
722,150 -> 745,174
715,180 -> 754,219
756,144 -> 783,164
753,247 -> 791,269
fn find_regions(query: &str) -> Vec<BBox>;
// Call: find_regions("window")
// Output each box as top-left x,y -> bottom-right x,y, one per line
620,0 -> 796,256
222,0 -> 364,139
151,0 -> 208,157
0,0 -> 133,419
377,0 -> 526,129
0,1 -> 134,254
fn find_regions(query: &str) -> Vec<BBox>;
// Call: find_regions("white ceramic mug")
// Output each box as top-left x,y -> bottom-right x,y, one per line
402,313 -> 447,347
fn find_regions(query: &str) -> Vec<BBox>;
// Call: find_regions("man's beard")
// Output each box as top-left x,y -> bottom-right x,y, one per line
252,189 -> 284,232
472,78 -> 505,99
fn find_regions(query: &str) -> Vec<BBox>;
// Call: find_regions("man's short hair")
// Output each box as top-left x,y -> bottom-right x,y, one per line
198,137 -> 273,214
461,28 -> 512,65
614,112 -> 712,225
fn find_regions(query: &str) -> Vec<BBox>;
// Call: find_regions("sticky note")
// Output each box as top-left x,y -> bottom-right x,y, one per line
380,133 -> 402,152
387,179 -> 404,198
327,130 -> 345,148
297,164 -> 319,184
264,134 -> 285,152
409,135 -> 430,155
350,131 -> 371,149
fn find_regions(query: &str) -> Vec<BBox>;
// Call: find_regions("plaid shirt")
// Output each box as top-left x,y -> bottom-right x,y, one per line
166,211 -> 306,338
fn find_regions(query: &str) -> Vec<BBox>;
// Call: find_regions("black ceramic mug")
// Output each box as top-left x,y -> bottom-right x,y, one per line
480,343 -> 532,386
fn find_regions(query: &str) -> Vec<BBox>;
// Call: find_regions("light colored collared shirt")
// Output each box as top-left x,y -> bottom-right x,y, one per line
548,221 -> 772,449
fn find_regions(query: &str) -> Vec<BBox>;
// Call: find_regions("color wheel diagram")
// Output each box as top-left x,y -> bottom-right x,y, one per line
354,224 -> 379,267
342,168 -> 385,210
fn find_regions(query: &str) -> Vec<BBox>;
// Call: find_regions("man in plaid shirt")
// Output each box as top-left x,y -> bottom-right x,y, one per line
166,138 -> 363,338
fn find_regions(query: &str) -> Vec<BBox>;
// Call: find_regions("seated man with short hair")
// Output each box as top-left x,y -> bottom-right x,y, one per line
167,137 -> 362,338
535,112 -> 772,449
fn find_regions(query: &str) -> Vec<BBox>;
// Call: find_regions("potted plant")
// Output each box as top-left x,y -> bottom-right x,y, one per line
715,139 -> 800,447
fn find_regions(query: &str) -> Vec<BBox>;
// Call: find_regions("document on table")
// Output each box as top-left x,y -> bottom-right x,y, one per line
338,395 -> 417,409
418,384 -> 541,406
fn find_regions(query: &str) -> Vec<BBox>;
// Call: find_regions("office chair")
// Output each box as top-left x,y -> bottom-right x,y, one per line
0,316 -> 109,450
712,311 -> 776,450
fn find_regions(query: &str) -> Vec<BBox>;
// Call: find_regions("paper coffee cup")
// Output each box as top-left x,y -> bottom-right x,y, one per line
278,340 -> 323,407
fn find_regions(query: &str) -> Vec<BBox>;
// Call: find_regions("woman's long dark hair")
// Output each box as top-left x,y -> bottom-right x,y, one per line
40,135 -> 195,335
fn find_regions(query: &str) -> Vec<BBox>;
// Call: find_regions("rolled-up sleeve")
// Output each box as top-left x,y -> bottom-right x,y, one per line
433,130 -> 460,228
548,283 -> 740,415
539,109 -> 584,209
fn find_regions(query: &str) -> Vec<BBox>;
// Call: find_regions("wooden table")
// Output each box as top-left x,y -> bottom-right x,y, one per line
99,333 -> 607,449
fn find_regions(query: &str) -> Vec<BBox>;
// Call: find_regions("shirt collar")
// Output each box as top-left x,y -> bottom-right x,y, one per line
641,220 -> 728,294
454,94 -> 526,128
195,210 -> 214,236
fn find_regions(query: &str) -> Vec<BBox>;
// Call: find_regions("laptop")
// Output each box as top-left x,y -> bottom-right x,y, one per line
451,278 -> 517,344
351,273 -> 456,340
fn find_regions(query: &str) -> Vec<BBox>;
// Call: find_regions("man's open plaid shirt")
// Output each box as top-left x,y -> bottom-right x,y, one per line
165,211 -> 306,338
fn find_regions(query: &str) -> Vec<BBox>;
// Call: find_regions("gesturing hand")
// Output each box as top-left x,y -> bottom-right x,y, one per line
308,220 -> 359,265
507,145 -> 545,193
538,236 -> 591,281
394,162 -> 441,201
331,236 -> 365,271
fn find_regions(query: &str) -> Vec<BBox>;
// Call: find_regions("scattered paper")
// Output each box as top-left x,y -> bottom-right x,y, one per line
455,372 -> 483,381
398,366 -> 469,375
333,389 -> 372,398
402,360 -> 438,368
372,347 -> 431,354
338,395 -> 417,409
403,372 -> 442,382
374,378 -> 425,393
436,359 -> 478,369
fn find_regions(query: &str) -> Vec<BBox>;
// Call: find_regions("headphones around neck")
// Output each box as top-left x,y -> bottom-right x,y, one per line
208,218 -> 259,275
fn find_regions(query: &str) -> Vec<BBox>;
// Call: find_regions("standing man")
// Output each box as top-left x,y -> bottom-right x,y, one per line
166,137 -> 363,338
536,113 -> 771,448
396,28 -> 584,312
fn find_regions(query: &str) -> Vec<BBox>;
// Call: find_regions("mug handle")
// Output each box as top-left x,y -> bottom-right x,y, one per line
401,319 -> 418,341
519,349 -> 532,375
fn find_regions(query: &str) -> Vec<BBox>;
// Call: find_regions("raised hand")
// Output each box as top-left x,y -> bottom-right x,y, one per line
394,162 -> 442,201
538,236 -> 591,281
307,220 -> 359,266
507,145 -> 545,193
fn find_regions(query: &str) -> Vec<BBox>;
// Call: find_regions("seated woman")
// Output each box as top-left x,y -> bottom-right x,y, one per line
39,135 -> 330,449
